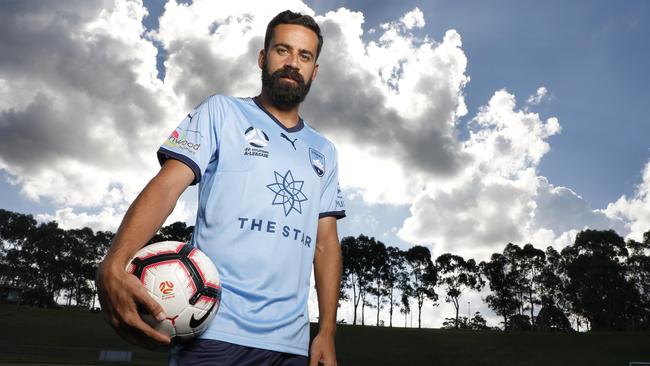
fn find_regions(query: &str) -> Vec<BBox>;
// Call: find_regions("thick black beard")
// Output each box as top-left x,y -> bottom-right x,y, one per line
261,64 -> 312,109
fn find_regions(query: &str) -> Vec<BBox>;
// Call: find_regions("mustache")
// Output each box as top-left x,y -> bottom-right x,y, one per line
273,67 -> 305,84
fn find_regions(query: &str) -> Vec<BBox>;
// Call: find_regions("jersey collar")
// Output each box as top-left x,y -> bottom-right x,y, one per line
252,97 -> 304,133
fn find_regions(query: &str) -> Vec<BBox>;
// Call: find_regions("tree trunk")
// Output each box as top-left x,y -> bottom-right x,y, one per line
389,289 -> 394,327
352,284 -> 359,325
529,287 -> 534,325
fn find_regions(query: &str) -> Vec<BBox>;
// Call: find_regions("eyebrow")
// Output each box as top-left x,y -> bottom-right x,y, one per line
274,43 -> 315,59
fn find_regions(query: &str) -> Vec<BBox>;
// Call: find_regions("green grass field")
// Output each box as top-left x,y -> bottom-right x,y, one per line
1,304 -> 649,365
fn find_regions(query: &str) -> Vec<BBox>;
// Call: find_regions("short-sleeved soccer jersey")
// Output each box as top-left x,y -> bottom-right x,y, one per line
157,95 -> 346,356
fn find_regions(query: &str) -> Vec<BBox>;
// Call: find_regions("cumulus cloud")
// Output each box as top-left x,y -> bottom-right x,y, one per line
0,0 -> 193,230
606,161 -> 650,241
0,0 -> 180,212
397,89 -> 624,259
1,0 -> 635,253
0,0 -> 644,327
526,86 -> 548,105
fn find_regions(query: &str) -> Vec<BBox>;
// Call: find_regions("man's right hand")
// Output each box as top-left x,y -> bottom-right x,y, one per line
97,261 -> 171,348
95,159 -> 195,348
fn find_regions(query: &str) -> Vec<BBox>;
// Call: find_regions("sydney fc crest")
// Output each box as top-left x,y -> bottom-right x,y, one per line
309,148 -> 325,177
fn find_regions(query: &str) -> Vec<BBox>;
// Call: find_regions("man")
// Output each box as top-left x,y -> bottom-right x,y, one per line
96,10 -> 345,366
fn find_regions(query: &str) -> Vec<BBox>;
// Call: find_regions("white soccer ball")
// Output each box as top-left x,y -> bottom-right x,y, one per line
126,241 -> 221,342
244,127 -> 269,148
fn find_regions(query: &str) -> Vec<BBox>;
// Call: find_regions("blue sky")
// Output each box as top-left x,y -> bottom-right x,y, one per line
1,0 -> 649,327
304,0 -> 650,209
4,0 -> 648,212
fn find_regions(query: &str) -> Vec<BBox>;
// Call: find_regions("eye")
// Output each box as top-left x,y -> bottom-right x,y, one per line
276,47 -> 288,55
300,53 -> 313,62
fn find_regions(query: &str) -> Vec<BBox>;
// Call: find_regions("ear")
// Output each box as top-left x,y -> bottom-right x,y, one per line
258,49 -> 265,70
311,63 -> 319,81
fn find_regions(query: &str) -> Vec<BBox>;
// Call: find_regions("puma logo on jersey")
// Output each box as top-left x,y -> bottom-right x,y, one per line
280,133 -> 298,150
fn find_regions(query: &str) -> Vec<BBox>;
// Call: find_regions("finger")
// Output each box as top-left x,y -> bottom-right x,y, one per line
133,284 -> 166,321
123,313 -> 171,345
118,324 -> 168,350
308,351 -> 321,366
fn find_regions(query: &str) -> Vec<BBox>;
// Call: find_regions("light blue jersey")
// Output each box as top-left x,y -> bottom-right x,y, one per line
157,95 -> 345,356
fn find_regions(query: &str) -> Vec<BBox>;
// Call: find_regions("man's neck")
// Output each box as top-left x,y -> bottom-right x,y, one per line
256,92 -> 301,129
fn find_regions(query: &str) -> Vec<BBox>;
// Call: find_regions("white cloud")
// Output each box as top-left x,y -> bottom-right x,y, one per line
605,161 -> 650,241
400,7 -> 426,30
526,86 -> 548,105
0,0 -> 179,215
1,0 -> 646,329
397,89 -> 624,260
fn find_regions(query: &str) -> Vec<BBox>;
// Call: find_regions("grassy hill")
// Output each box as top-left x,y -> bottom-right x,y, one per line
1,304 -> 649,365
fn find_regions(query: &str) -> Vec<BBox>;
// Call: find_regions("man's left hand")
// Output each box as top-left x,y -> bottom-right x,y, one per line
309,332 -> 337,366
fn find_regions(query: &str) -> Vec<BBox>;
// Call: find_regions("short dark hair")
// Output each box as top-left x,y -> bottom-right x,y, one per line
264,10 -> 323,60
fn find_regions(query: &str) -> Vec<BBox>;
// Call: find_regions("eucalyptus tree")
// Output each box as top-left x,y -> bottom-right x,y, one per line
404,245 -> 437,328
436,253 -> 484,329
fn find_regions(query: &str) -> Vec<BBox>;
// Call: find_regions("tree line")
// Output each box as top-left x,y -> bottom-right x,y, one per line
340,229 -> 650,331
0,209 -> 192,308
1,208 -> 649,331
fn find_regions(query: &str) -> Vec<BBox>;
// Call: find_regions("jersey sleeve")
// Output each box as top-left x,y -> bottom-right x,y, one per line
157,96 -> 227,185
319,145 -> 346,220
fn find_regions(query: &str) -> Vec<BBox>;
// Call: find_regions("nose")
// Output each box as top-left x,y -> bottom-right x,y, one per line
285,52 -> 300,69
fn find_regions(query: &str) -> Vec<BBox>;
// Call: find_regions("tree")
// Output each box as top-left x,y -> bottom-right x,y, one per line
535,304 -> 572,332
399,291 -> 411,327
61,228 -> 112,308
9,221 -> 67,306
367,240 -> 388,326
149,221 -> 194,243
518,244 -> 546,323
537,246 -> 568,310
502,244 -> 527,317
436,253 -> 484,329
341,235 -> 373,325
625,233 -> 650,330
481,252 -> 520,330
563,229 -> 640,330
384,246 -> 407,327
1,210 -> 113,308
443,316 -> 469,329
404,245 -> 437,328
469,311 -> 489,330
0,209 -> 38,289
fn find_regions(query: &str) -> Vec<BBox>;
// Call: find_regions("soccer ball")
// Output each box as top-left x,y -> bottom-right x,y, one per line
126,241 -> 221,342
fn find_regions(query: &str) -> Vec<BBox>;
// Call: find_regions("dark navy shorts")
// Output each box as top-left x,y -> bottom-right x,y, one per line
169,339 -> 308,366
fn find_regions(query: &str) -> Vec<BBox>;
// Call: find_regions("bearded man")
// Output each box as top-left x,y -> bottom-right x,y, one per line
96,10 -> 345,366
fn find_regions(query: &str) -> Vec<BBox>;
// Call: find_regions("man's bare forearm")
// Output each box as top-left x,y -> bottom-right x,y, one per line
314,217 -> 342,335
102,160 -> 194,269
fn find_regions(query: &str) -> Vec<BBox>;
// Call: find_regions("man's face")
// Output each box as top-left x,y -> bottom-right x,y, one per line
259,24 -> 319,109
